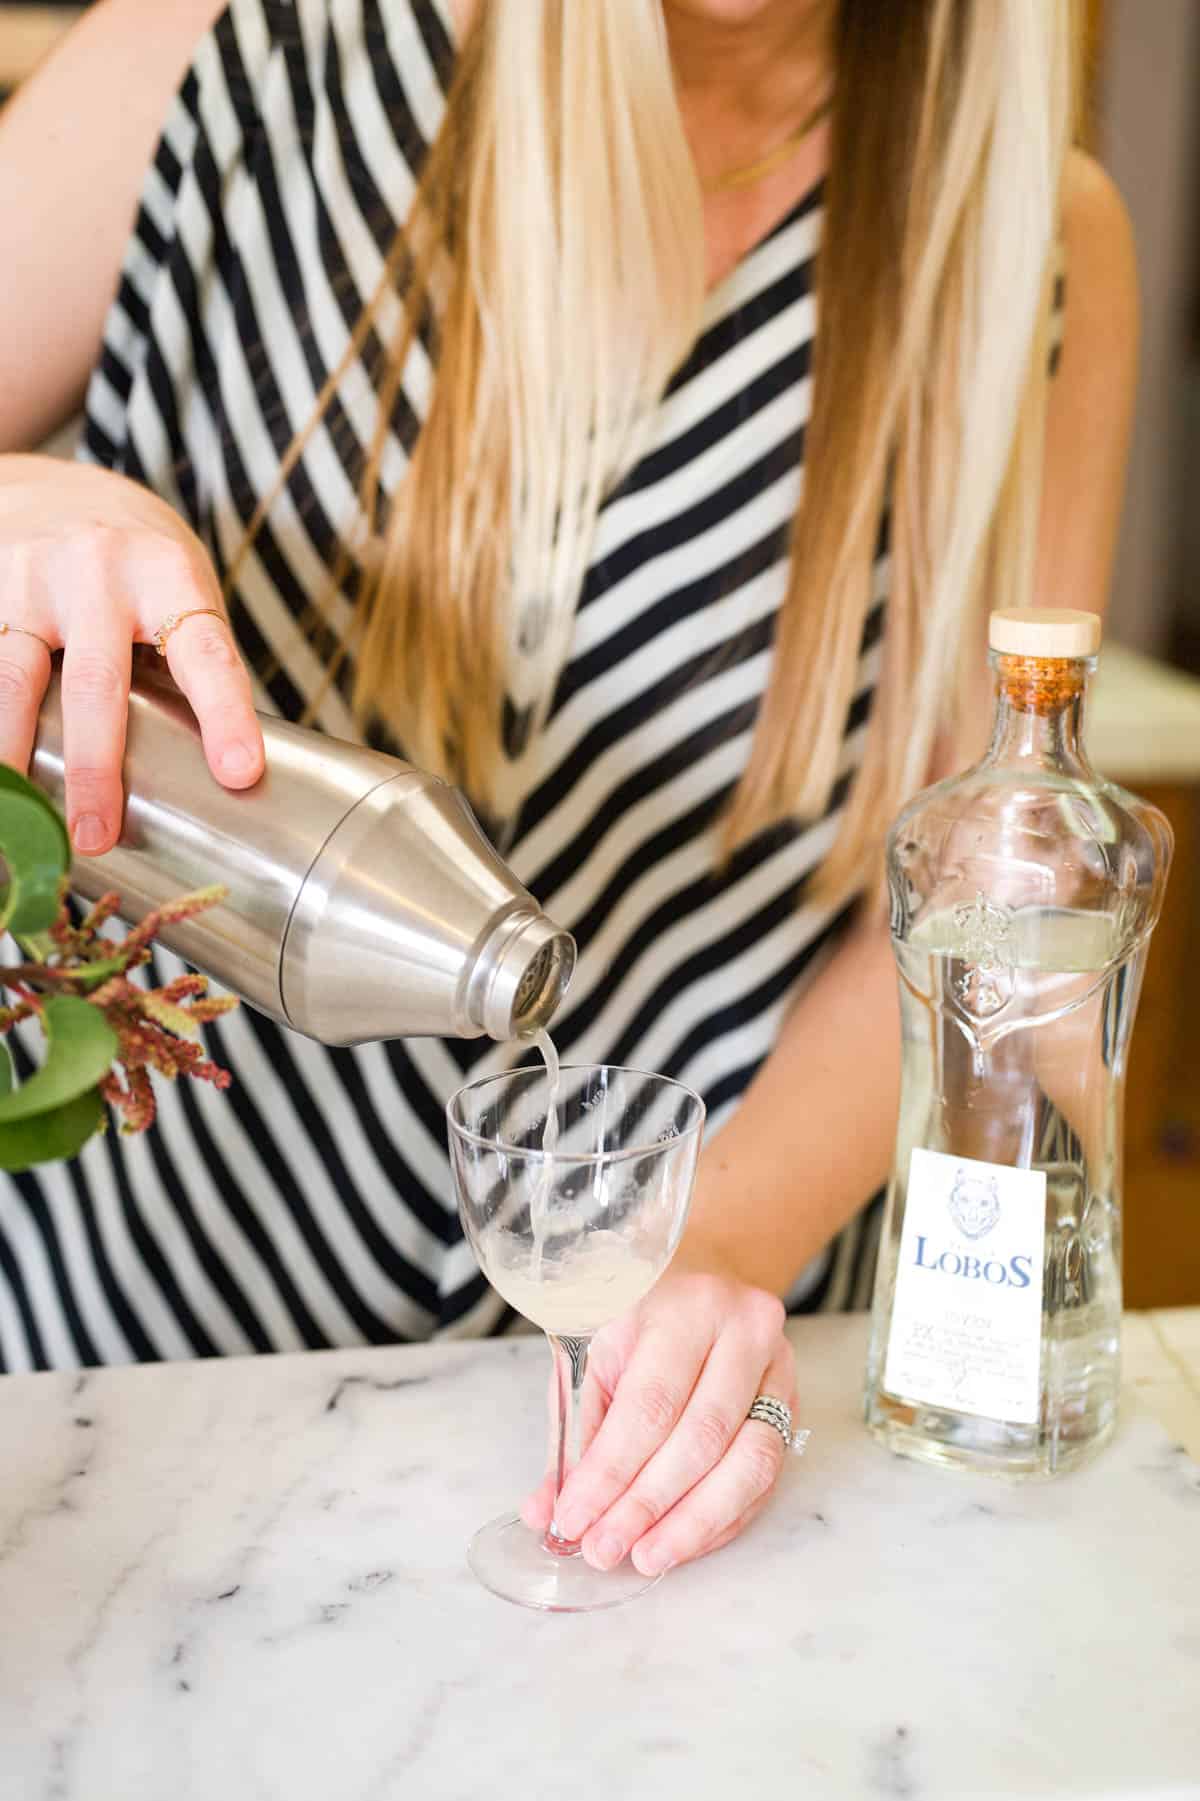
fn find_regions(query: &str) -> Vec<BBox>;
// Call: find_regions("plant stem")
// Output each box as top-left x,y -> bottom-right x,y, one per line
544,1333 -> 591,1558
0,964 -> 92,991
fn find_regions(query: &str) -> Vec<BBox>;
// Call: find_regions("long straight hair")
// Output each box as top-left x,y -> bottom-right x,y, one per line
234,0 -> 1081,897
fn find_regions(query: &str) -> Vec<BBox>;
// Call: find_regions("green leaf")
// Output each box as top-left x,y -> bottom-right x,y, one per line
0,1086 -> 104,1170
0,765 -> 70,936
61,956 -> 128,994
16,930 -> 55,965
0,765 -> 70,864
0,996 -> 116,1123
0,1041 -> 12,1098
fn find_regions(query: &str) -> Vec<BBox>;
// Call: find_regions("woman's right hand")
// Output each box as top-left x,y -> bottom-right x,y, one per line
0,456 -> 265,855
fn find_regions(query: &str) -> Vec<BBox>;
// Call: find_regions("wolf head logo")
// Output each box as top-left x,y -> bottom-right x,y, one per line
947,1169 -> 1001,1240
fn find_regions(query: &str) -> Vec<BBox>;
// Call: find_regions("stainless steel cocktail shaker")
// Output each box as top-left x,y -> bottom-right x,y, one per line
31,664 -> 574,1046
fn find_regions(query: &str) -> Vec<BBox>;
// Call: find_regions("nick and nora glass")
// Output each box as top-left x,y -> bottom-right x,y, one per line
448,1063 -> 704,1611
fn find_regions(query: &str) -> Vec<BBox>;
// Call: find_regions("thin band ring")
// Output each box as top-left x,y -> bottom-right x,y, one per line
0,622 -> 54,657
153,607 -> 227,656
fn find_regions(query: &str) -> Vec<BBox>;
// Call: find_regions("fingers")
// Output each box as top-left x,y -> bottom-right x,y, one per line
0,628 -> 54,777
161,605 -> 264,790
624,1336 -> 796,1577
550,1308 -> 714,1544
0,464 -> 262,810
519,1470 -> 557,1533
0,542 -> 56,775
518,1276 -> 796,1577
686,1492 -> 772,1565
575,1318 -> 780,1573
60,602 -> 133,856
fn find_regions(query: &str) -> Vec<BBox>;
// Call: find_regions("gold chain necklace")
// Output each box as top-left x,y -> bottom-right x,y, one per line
703,93 -> 834,196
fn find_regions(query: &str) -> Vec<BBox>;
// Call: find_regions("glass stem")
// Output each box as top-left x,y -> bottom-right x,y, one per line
544,1333 -> 590,1557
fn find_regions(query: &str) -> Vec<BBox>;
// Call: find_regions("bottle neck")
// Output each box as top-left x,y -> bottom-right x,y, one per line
981,652 -> 1094,774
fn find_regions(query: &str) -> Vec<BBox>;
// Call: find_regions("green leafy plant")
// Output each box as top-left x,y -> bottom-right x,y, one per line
0,767 -> 235,1170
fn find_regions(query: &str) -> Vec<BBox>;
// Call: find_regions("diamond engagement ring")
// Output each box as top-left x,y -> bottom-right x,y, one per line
153,608 -> 226,655
747,1395 -> 812,1456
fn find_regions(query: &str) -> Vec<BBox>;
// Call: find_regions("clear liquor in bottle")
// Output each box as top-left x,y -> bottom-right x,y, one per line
864,609 -> 1172,1477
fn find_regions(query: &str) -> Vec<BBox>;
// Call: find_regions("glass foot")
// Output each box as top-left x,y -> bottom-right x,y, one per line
467,1513 -> 664,1613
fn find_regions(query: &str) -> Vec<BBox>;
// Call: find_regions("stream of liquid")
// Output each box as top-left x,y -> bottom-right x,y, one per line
485,1036 -> 662,1334
530,1028 -> 560,1277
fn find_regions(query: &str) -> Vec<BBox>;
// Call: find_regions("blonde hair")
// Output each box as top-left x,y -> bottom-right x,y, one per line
236,0 -> 1081,897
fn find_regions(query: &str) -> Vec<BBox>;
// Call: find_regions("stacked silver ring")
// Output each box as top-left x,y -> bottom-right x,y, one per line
747,1395 -> 812,1456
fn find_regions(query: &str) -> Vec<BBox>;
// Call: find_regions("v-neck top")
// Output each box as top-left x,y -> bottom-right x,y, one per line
0,0 -> 885,1369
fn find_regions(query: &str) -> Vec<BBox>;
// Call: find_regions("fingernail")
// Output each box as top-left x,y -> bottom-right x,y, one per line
634,1545 -> 674,1577
73,815 -> 107,854
220,741 -> 257,779
587,1534 -> 625,1572
553,1502 -> 583,1541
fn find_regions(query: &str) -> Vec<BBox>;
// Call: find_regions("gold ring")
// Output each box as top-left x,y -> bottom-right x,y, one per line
153,608 -> 227,656
0,622 -> 53,656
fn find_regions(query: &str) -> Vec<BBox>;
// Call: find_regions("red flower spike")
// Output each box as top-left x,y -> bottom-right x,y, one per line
82,894 -> 122,935
122,885 -> 228,955
3,881 -> 234,1138
187,997 -> 239,1024
161,975 -> 207,1005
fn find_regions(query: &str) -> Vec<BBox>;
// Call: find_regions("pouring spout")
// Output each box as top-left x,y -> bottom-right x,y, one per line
466,907 -> 576,1042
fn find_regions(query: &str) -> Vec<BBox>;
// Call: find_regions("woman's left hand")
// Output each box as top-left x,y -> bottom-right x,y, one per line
520,1271 -> 797,1577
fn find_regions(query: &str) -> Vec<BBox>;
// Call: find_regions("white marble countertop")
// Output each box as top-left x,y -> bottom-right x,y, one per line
1,1311 -> 1198,1801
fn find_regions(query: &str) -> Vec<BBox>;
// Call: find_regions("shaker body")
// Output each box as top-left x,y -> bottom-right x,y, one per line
31,664 -> 573,1045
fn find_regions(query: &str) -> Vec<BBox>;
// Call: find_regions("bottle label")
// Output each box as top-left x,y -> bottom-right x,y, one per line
884,1146 -> 1046,1425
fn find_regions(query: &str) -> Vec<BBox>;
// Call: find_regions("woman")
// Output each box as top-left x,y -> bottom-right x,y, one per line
0,0 -> 1135,1576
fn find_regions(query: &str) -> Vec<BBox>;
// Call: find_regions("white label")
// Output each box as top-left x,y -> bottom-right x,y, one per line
884,1147 -> 1046,1425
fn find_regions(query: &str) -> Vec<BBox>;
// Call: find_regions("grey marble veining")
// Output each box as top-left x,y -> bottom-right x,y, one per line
1,1316 -> 1198,1801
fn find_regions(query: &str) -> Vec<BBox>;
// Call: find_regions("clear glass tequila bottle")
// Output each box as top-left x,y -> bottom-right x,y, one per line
864,610 -> 1172,1477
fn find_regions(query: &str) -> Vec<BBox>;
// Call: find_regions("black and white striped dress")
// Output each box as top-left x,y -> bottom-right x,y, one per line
0,0 -> 887,1370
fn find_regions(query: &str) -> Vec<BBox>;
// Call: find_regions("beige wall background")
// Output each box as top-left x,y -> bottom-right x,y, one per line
1099,0 -> 1200,664
0,3 -> 80,94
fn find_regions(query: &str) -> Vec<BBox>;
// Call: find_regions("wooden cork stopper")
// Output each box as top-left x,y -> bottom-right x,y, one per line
995,653 -> 1085,714
989,610 -> 1098,714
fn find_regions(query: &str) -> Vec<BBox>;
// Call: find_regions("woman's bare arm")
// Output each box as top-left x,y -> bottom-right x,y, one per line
0,0 -> 265,839
0,0 -> 226,450
1034,149 -> 1139,619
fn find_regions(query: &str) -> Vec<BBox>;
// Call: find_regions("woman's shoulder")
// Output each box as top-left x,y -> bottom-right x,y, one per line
1061,148 -> 1136,283
1034,149 -> 1138,618
1055,148 -> 1138,378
